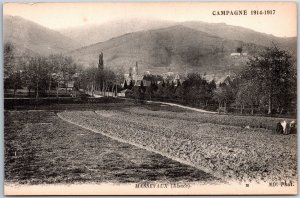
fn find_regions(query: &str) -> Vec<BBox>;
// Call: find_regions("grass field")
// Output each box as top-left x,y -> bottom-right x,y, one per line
5,110 -> 217,184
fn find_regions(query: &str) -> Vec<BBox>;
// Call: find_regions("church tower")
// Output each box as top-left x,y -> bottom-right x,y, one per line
98,52 -> 104,70
133,61 -> 138,75
129,67 -> 133,77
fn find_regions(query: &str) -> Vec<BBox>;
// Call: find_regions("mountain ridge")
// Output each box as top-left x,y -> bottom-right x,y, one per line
67,24 -> 268,75
4,15 -> 296,77
58,18 -> 296,51
180,21 -> 296,52
4,15 -> 81,55
58,18 -> 177,47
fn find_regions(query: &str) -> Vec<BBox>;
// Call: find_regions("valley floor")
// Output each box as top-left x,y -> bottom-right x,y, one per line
4,102 -> 297,185
5,110 -> 217,185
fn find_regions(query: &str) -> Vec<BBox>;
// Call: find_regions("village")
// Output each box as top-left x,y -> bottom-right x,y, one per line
81,51 -> 235,99
3,2 -> 297,195
4,45 -> 295,117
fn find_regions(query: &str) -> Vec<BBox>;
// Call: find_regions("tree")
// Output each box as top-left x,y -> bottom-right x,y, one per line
80,66 -> 98,95
4,42 -> 15,78
132,82 -> 145,103
235,82 -> 260,114
4,70 -> 23,97
20,54 -> 80,98
60,56 -> 77,94
95,69 -> 116,95
213,84 -> 234,114
114,68 -> 125,96
123,80 -> 128,89
181,73 -> 214,106
145,81 -> 158,100
81,66 -> 116,96
213,87 -> 226,114
155,83 -> 165,99
23,56 -> 50,98
47,54 -> 62,96
128,80 -> 134,90
236,47 -> 243,54
47,54 -> 77,96
3,42 -> 24,96
140,80 -> 146,93
207,80 -> 217,104
104,69 -> 116,93
241,46 -> 294,114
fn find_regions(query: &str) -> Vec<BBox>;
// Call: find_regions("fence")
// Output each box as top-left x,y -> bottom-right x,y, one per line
86,90 -> 117,97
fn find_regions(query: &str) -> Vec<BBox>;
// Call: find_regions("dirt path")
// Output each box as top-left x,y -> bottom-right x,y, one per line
117,97 -> 217,114
146,101 -> 217,114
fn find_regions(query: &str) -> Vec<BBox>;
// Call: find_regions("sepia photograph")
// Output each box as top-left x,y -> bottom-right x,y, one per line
3,2 -> 297,195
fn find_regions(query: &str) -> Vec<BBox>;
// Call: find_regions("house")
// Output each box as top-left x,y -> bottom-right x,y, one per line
162,72 -> 174,80
157,81 -> 163,86
231,52 -> 248,57
66,81 -> 75,90
122,62 -> 187,88
173,74 -> 186,85
135,80 -> 151,87
118,89 -> 132,97
231,52 -> 241,56
123,62 -> 144,87
133,75 -> 144,81
58,80 -> 74,91
216,75 -> 232,86
144,71 -> 151,75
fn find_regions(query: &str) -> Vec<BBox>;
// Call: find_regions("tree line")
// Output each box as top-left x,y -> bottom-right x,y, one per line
4,42 -> 122,98
125,46 -> 296,115
80,67 -> 124,96
4,42 -> 296,115
4,42 -> 79,98
235,46 -> 296,115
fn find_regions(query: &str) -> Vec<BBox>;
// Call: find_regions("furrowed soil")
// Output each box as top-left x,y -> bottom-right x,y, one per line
58,106 -> 297,183
5,110 -> 217,185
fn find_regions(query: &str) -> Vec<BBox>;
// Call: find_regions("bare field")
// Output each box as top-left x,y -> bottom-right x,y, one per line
5,110 -> 217,184
59,106 -> 297,183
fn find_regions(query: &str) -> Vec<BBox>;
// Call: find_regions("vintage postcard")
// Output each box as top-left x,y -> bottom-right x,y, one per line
3,1 -> 297,195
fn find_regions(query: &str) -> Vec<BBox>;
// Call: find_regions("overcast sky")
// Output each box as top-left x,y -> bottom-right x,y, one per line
4,2 -> 297,37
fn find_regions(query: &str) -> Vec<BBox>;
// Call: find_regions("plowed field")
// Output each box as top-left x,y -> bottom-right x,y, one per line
58,107 -> 297,183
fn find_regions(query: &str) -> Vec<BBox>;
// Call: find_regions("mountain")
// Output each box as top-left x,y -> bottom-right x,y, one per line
67,20 -> 296,75
58,18 -> 176,47
59,19 -> 296,53
180,21 -> 296,53
4,16 -> 296,77
68,25 -> 267,75
3,15 -> 81,55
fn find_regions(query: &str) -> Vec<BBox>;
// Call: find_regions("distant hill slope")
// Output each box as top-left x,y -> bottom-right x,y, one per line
4,15 -> 296,77
59,19 -> 296,53
58,18 -> 176,47
68,25 -> 267,75
180,21 -> 296,53
4,15 -> 81,55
